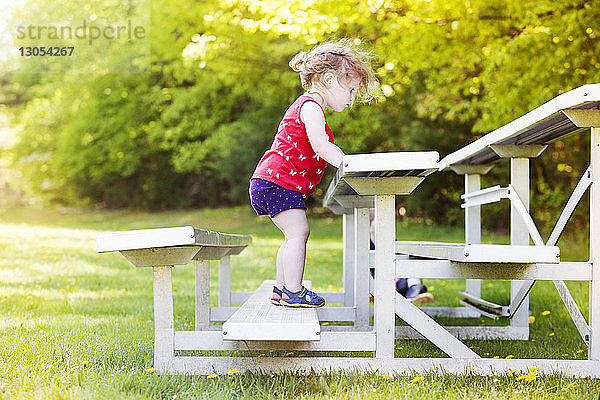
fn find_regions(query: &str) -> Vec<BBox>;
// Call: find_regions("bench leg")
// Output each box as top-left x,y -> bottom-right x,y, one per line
354,207 -> 370,328
195,260 -> 210,330
374,195 -> 395,358
464,173 -> 482,306
343,212 -> 355,307
510,157 -> 530,336
153,266 -> 174,370
590,127 -> 600,360
219,256 -> 231,307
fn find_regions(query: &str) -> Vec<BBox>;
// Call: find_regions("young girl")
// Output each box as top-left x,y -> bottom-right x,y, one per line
249,38 -> 378,308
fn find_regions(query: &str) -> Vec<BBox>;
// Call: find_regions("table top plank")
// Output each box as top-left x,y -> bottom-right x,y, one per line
439,83 -> 600,169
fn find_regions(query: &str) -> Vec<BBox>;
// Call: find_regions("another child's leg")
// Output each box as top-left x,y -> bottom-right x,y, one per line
271,208 -> 310,295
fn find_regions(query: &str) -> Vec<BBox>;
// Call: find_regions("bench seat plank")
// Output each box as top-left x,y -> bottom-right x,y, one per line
96,226 -> 252,252
222,280 -> 321,341
395,241 -> 560,263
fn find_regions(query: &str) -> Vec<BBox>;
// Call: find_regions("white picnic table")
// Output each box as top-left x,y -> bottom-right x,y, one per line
96,84 -> 600,377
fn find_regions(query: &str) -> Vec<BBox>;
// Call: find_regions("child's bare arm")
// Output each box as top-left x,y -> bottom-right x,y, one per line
301,102 -> 345,168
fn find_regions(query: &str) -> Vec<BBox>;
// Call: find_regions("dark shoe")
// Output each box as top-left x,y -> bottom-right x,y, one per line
280,286 -> 325,308
405,284 -> 434,305
271,286 -> 282,306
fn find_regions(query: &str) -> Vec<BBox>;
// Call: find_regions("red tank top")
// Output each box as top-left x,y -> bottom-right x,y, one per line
252,94 -> 334,198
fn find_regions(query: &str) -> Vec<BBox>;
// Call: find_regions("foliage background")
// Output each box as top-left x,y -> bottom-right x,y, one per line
1,0 -> 599,230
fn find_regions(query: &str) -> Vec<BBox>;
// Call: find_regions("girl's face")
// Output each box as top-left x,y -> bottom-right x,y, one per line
323,75 -> 359,112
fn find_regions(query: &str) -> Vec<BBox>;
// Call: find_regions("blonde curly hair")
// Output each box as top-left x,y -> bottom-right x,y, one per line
289,38 -> 380,103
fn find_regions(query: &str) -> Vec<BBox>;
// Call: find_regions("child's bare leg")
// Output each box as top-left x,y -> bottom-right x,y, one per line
271,208 -> 310,296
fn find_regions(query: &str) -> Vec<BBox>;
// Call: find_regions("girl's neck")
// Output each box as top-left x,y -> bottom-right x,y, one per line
307,90 -> 326,108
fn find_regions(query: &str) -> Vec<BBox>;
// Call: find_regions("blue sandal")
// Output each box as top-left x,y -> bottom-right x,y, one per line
280,286 -> 325,308
271,286 -> 283,306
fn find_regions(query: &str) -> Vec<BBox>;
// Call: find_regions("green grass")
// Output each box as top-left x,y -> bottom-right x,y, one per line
0,206 -> 599,399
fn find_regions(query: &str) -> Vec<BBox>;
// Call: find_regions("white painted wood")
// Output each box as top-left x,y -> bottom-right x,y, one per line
344,176 -> 425,196
218,256 -> 231,307
562,109 -> 600,127
547,166 -> 592,246
374,195 -> 395,358
459,291 -> 506,317
394,242 -> 560,263
153,266 -> 174,365
590,127 -> 600,360
553,280 -> 590,345
174,330 -> 375,351
438,84 -> 600,169
461,185 -> 507,207
323,151 -> 439,210
395,326 -> 529,340
508,280 -> 535,318
464,174 -> 481,308
97,226 -> 252,252
195,260 -> 210,330
507,184 -> 545,246
450,164 -> 494,175
335,195 -> 374,209
354,208 -> 371,328
209,306 -> 357,322
222,280 -> 320,341
418,307 -> 481,319
489,144 -> 548,159
342,152 -> 440,174
120,246 -> 202,267
395,294 -> 480,358
392,259 -> 591,281
510,157 -> 530,334
343,212 -> 355,307
156,355 -> 600,377
98,226 -> 199,252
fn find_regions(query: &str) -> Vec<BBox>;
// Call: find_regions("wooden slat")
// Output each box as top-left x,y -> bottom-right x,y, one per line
395,241 -> 560,263
96,226 -> 251,253
439,84 -> 600,169
222,280 -> 321,341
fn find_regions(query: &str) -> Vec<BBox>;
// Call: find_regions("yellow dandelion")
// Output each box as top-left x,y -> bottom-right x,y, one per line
542,310 -> 551,316
206,374 -> 218,379
396,347 -> 403,350
258,353 -> 265,357
382,375 -> 391,380
577,349 -> 584,354
505,355 -> 514,359
227,369 -> 239,374
509,369 -> 519,375
549,332 -> 555,336
146,368 -> 155,372
322,322 -> 329,326
284,352 -> 294,357
441,281 -> 447,287
524,372 -> 536,382
429,286 -> 435,292
493,356 -> 500,359
516,374 -> 526,381
529,367 -> 539,372
528,315 -> 535,324
411,376 -> 425,383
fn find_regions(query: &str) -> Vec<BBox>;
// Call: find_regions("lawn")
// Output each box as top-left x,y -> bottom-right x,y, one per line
0,205 -> 598,399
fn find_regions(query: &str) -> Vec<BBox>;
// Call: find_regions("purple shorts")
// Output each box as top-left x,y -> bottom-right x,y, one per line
249,178 -> 307,218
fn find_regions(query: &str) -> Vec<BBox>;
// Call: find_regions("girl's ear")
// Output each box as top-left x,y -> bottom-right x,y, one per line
322,72 -> 335,87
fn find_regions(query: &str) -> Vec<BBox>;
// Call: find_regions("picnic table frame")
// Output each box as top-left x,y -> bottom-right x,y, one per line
96,84 -> 600,377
